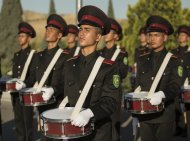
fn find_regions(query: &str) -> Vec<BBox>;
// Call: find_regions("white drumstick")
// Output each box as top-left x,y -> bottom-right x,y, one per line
58,96 -> 69,109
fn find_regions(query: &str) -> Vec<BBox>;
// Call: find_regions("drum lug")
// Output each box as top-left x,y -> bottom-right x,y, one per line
30,94 -> 33,105
61,123 -> 65,134
82,126 -> 85,135
41,119 -> 48,135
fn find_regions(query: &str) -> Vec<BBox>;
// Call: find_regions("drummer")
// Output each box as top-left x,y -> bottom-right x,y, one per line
24,14 -> 69,141
135,15 -> 181,141
61,5 -> 120,141
171,25 -> 190,138
12,22 -> 36,141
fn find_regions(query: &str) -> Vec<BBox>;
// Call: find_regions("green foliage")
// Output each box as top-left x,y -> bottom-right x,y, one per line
0,0 -> 23,74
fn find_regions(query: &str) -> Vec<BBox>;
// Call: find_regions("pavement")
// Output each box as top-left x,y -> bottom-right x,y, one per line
0,92 -> 188,141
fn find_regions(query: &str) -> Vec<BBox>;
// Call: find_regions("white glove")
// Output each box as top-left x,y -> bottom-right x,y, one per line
149,91 -> 165,105
71,108 -> 94,127
15,79 -> 26,90
41,87 -> 54,101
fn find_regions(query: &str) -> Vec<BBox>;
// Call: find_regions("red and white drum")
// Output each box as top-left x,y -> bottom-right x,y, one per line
124,92 -> 164,114
40,107 -> 94,139
181,85 -> 190,103
19,87 -> 55,106
0,78 -> 17,92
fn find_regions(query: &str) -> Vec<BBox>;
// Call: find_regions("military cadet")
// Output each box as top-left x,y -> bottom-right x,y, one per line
11,22 -> 36,141
61,5 -> 120,141
171,25 -> 190,138
24,14 -> 69,141
65,24 -> 80,58
135,15 -> 182,141
98,18 -> 128,141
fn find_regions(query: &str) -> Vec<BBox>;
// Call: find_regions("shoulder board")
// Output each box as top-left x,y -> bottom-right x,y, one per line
139,52 -> 151,57
62,49 -> 69,54
171,54 -> 178,59
103,59 -> 114,65
120,50 -> 127,54
67,55 -> 79,62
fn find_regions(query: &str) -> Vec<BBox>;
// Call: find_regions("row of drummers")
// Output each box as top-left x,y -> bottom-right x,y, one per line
0,5 -> 128,141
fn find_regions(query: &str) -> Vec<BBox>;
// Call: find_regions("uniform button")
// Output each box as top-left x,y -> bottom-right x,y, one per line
79,90 -> 82,93
181,60 -> 183,63
93,84 -> 96,87
142,72 -> 144,74
40,54 -> 42,56
147,58 -> 150,60
53,67 -> 56,70
151,77 -> 154,80
18,66 -> 20,68
73,64 -> 75,67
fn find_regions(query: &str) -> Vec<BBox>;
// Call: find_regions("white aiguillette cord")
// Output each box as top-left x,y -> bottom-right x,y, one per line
111,47 -> 121,61
36,48 -> 63,92
148,52 -> 173,96
70,56 -> 105,119
20,49 -> 35,81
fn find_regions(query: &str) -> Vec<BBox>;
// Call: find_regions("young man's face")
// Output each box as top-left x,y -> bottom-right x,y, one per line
66,33 -> 78,45
18,33 -> 30,47
178,32 -> 189,45
139,33 -> 147,44
147,32 -> 167,52
104,30 -> 118,43
78,24 -> 101,48
45,26 -> 62,42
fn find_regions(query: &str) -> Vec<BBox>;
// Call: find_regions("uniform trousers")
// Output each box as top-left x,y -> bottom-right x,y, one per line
140,122 -> 174,141
11,93 -> 34,141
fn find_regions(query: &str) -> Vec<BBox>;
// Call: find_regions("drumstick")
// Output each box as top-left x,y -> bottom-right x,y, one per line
58,96 -> 68,109
184,77 -> 189,87
148,52 -> 172,96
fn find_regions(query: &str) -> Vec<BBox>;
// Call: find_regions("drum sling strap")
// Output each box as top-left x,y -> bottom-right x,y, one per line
20,49 -> 35,81
70,56 -> 105,119
35,48 -> 63,92
111,47 -> 121,61
148,52 -> 173,96
73,46 -> 80,56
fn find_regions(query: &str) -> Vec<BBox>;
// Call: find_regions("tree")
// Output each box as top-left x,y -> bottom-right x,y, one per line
49,0 -> 56,15
0,0 -> 23,74
107,0 -> 115,18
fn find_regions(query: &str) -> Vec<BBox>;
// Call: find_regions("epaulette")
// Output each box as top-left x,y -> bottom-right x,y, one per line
67,55 -> 79,62
139,52 -> 151,57
62,49 -> 69,54
103,59 -> 114,65
171,54 -> 178,59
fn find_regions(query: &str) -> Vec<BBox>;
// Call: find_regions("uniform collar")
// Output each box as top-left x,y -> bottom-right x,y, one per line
81,51 -> 98,65
45,46 -> 59,55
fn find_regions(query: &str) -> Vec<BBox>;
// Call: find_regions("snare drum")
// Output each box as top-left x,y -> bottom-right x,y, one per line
124,92 -> 164,114
0,78 -> 17,92
181,85 -> 190,103
40,107 -> 94,139
19,87 -> 55,106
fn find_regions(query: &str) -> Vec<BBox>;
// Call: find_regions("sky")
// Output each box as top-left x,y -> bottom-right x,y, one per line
0,0 -> 190,19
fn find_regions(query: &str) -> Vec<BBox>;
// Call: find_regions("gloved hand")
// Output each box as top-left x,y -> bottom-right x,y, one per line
15,79 -> 26,90
41,87 -> 54,101
71,108 -> 94,127
149,91 -> 165,105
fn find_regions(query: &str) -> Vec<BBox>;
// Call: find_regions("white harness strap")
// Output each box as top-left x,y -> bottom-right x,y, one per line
73,46 -> 80,56
111,48 -> 121,61
20,49 -> 35,81
70,56 -> 105,119
148,52 -> 173,96
36,48 -> 63,92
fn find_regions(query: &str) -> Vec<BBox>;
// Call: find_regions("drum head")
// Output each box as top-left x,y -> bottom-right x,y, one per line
125,91 -> 149,99
42,107 -> 81,121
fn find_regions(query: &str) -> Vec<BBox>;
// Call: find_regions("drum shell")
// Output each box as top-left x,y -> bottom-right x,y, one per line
0,80 -> 16,92
181,88 -> 190,103
124,92 -> 164,114
19,88 -> 55,106
40,107 -> 94,139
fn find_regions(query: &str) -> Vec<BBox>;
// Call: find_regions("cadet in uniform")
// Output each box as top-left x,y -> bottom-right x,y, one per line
65,24 -> 79,58
61,5 -> 120,141
135,15 -> 181,141
171,25 -> 190,138
24,14 -> 69,141
98,18 -> 128,141
12,22 -> 36,141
